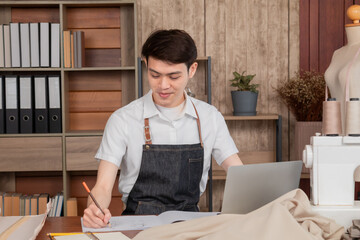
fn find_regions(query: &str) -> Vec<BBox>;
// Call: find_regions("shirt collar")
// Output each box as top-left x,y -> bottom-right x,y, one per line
143,90 -> 198,119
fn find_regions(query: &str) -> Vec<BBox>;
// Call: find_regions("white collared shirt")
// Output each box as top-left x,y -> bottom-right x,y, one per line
95,90 -> 238,203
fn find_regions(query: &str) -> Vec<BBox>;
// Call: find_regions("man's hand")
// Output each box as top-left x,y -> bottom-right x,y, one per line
83,202 -> 112,228
82,160 -> 118,228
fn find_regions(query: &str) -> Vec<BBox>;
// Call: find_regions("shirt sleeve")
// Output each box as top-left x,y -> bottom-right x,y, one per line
211,110 -> 239,166
95,112 -> 127,167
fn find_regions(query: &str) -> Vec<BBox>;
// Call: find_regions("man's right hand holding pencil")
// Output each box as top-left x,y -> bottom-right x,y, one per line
82,160 -> 118,228
83,200 -> 112,228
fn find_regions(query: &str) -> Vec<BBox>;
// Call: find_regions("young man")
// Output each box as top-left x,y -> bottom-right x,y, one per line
83,29 -> 243,228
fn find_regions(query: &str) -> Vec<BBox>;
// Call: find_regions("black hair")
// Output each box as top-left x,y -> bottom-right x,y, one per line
141,29 -> 197,70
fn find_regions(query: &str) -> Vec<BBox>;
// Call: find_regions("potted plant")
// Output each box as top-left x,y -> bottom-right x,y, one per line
229,71 -> 259,116
275,70 -> 325,167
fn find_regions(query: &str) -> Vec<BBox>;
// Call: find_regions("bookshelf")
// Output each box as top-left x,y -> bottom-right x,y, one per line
0,0 -> 137,216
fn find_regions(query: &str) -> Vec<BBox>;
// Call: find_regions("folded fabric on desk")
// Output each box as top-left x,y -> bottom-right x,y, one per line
133,189 -> 344,240
341,220 -> 360,240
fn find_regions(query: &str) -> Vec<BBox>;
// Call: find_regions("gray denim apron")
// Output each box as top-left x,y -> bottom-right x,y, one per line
122,102 -> 204,215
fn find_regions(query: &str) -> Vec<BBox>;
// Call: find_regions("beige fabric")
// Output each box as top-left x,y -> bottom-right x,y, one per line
133,189 -> 344,240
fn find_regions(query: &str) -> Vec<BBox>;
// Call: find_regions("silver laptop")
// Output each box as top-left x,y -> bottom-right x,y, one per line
221,160 -> 303,214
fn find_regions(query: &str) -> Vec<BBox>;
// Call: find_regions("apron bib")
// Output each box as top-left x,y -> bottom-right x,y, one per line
122,101 -> 204,215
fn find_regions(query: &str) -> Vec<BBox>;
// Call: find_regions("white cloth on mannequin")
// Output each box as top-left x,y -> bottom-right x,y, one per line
325,26 -> 360,133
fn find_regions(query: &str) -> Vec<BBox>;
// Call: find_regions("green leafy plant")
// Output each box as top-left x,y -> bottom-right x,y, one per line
275,70 -> 326,121
229,71 -> 259,93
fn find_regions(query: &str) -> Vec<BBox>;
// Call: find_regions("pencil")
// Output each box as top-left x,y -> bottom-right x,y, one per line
48,232 -> 83,237
82,181 -> 111,227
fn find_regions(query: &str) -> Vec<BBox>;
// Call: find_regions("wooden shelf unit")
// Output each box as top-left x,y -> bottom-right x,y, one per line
0,0 -> 137,216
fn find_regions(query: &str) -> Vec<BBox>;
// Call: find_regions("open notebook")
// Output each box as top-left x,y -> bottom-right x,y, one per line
81,210 -> 218,232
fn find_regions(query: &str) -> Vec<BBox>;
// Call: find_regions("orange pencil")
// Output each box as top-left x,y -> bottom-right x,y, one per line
82,181 -> 111,227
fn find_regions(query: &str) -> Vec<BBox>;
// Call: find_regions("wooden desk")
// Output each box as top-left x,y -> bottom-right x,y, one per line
36,217 -> 140,240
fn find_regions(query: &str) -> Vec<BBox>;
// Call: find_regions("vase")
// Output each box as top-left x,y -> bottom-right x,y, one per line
231,91 -> 258,116
294,121 -> 322,173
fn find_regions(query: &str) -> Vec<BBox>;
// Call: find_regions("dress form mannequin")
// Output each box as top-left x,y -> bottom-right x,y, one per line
325,5 -> 360,180
325,25 -> 360,132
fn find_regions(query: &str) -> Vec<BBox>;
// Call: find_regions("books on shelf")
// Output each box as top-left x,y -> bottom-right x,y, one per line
66,197 -> 78,216
3,25 -> 11,68
48,192 -> 64,217
40,22 -> 50,67
51,23 -> 60,68
30,23 -> 40,67
10,23 -> 21,68
20,23 -> 31,68
63,30 -> 85,68
0,22 -> 61,68
0,25 -> 4,68
0,192 -> 50,216
0,74 -> 62,134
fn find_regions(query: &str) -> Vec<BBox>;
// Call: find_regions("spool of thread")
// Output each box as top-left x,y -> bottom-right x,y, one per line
346,98 -> 360,136
322,98 -> 342,136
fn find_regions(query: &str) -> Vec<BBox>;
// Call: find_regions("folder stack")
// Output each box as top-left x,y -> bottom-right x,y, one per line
0,75 -> 62,134
0,22 -> 60,68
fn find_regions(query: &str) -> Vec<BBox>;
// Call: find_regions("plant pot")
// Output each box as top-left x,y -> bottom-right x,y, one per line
231,91 -> 258,116
294,121 -> 322,173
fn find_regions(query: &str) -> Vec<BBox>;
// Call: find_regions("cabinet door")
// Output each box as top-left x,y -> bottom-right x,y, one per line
66,136 -> 102,171
0,137 -> 62,171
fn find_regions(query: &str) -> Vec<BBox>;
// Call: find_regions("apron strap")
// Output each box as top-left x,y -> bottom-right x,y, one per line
144,100 -> 203,147
190,100 -> 204,148
144,118 -> 152,144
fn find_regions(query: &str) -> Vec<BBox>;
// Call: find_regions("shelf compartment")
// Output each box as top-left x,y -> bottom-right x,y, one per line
66,136 -> 102,171
15,172 -> 63,197
0,137 -> 62,171
64,70 -> 135,131
63,5 -> 135,68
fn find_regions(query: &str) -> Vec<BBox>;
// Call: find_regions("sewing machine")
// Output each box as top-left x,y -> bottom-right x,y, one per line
303,135 -> 360,228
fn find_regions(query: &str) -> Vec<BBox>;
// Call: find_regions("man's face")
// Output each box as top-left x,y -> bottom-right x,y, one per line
146,56 -> 197,108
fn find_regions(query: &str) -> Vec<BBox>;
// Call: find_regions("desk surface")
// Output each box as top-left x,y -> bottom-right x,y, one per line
36,217 -> 140,240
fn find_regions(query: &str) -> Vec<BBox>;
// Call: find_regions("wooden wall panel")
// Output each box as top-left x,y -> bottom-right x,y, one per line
319,0 -> 346,73
70,112 -> 112,131
289,0 -> 300,161
205,0 -> 226,113
300,0 -> 359,73
66,7 -> 120,29
85,49 -> 121,67
68,71 -> 122,91
69,91 -> 122,112
68,29 -> 121,49
11,7 -> 59,23
16,175 -> 63,197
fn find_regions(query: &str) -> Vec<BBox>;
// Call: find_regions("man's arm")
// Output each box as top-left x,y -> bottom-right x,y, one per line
221,153 -> 243,172
82,160 -> 118,228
